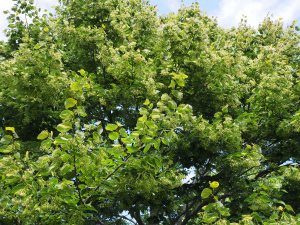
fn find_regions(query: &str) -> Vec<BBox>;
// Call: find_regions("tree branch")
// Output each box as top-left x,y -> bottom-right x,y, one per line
129,208 -> 145,225
117,215 -> 138,225
73,153 -> 84,205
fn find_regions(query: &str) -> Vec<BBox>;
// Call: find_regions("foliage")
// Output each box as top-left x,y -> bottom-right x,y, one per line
0,0 -> 300,224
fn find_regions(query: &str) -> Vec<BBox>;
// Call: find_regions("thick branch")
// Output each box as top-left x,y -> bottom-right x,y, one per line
129,208 -> 145,225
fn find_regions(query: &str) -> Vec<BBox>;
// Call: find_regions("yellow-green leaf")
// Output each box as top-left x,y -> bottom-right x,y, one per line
5,127 -> 15,132
64,98 -> 77,109
143,99 -> 150,105
78,69 -> 86,76
210,181 -> 219,189
151,114 -> 161,120
106,123 -> 118,131
143,144 -> 151,153
76,106 -> 87,117
0,146 -> 13,154
109,132 -> 119,140
60,164 -> 73,175
70,82 -> 81,91
201,188 -> 212,199
37,130 -> 49,140
57,123 -> 72,133
126,145 -> 137,153
60,110 -> 74,120
142,136 -> 152,144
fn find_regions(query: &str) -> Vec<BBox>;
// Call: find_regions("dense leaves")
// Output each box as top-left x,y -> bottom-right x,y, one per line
0,0 -> 300,224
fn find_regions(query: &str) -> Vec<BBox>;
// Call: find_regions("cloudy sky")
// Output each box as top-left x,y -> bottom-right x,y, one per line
1,0 -> 300,40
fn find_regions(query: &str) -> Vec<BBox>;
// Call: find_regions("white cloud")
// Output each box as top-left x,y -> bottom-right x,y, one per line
165,0 -> 181,12
0,1 -> 14,40
215,0 -> 300,28
36,0 -> 58,11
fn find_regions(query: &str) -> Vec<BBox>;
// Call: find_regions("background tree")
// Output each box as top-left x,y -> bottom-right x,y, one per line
0,0 -> 300,224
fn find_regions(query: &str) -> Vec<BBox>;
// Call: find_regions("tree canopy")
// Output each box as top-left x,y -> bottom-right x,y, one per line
0,0 -> 300,224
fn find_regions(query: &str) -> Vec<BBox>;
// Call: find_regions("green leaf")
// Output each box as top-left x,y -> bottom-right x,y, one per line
78,69 -> 86,76
109,132 -> 119,140
64,98 -> 77,109
40,139 -> 52,150
11,184 -> 26,195
151,114 -> 161,120
121,137 -> 131,144
153,139 -> 161,150
146,120 -> 157,129
171,90 -> 183,100
203,214 -> 218,223
37,130 -> 49,140
169,80 -> 176,89
43,27 -> 49,32
0,146 -> 13,154
57,123 -> 72,133
54,136 -> 69,145
201,188 -> 212,199
143,99 -> 150,105
131,132 -> 140,138
126,145 -> 138,153
143,144 -> 151,153
138,115 -> 147,123
60,110 -> 74,120
161,94 -> 169,101
0,135 -> 13,145
161,137 -> 170,145
76,106 -> 87,117
82,204 -> 98,213
172,72 -> 188,87
119,128 -> 128,137
106,123 -> 118,131
34,43 -> 42,50
60,164 -> 73,175
139,107 -> 148,116
285,204 -> 294,212
142,136 -> 152,144
116,122 -> 123,127
70,82 -> 81,91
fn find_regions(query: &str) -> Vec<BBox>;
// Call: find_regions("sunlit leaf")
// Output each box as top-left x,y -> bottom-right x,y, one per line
106,124 -> 118,131
37,130 -> 49,140
64,98 -> 77,109
109,132 -> 119,140
56,123 -> 72,133
201,188 -> 212,199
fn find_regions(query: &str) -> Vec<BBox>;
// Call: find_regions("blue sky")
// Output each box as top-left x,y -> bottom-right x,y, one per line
1,0 -> 300,40
151,0 -> 219,15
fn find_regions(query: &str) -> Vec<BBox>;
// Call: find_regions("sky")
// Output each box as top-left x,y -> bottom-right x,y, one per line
0,0 -> 300,40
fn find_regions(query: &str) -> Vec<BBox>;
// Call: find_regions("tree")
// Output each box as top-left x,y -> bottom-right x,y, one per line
0,0 -> 300,224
